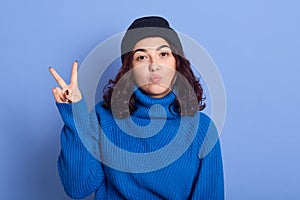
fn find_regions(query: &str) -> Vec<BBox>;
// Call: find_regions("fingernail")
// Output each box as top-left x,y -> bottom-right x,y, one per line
66,90 -> 69,95
75,60 -> 78,63
49,66 -> 52,70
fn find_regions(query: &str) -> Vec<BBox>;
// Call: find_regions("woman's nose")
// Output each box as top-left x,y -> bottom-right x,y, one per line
148,56 -> 159,72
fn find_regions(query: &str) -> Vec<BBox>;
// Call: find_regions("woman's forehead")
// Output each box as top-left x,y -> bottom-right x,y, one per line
133,37 -> 170,50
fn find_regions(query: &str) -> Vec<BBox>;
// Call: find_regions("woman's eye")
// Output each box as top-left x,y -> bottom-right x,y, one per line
137,55 -> 147,61
160,52 -> 169,57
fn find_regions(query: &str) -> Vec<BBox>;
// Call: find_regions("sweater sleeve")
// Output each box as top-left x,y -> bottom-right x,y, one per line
190,116 -> 225,200
56,98 -> 105,199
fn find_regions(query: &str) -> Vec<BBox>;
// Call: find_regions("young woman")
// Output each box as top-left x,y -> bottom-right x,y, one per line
50,16 -> 224,200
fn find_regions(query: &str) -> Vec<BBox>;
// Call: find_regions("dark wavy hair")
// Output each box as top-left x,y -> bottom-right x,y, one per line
102,42 -> 206,118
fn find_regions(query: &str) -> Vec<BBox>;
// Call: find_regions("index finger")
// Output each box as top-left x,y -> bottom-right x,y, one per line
49,67 -> 67,88
70,61 -> 78,85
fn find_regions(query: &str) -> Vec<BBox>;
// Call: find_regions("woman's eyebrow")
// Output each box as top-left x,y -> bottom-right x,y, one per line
132,45 -> 171,55
132,48 -> 146,55
156,45 -> 171,51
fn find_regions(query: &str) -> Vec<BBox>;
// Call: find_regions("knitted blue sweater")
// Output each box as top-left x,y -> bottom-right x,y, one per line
56,88 -> 224,200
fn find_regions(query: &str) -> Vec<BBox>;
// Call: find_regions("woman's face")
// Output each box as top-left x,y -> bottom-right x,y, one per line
131,37 -> 176,98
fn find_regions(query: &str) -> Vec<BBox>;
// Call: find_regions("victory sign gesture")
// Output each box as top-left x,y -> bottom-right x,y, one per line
49,61 -> 82,103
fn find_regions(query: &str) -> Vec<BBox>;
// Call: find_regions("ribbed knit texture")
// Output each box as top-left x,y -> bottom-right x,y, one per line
56,88 -> 224,200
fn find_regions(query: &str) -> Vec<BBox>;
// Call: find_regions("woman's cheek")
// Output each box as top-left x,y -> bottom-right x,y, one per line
133,72 -> 146,86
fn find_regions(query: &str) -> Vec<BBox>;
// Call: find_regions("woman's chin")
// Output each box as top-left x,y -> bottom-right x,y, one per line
145,86 -> 172,98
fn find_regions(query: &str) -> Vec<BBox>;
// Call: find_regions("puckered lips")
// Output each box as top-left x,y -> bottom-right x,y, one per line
149,74 -> 162,84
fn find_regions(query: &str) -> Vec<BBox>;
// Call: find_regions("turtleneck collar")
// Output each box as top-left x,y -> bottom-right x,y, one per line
133,87 -> 179,119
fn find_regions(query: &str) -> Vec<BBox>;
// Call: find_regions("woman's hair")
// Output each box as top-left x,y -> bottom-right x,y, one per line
102,42 -> 206,118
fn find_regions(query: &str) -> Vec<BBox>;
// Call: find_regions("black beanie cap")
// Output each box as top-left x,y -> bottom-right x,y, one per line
121,16 -> 183,62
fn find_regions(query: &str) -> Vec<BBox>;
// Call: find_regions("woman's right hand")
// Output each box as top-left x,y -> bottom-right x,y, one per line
49,61 -> 82,103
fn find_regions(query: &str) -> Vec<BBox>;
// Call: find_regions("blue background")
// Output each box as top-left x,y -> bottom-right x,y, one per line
1,0 -> 299,199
